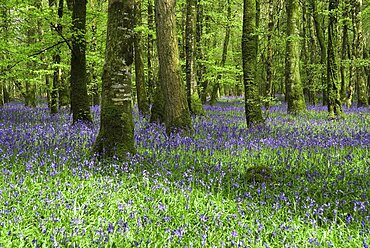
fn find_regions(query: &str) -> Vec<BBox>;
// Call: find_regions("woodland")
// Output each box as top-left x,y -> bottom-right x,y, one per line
0,0 -> 370,247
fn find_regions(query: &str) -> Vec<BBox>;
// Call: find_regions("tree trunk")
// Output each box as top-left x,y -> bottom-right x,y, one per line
89,0 -> 100,106
195,0 -> 205,103
70,0 -> 92,124
185,0 -> 195,113
25,0 -> 40,108
210,0 -> 231,105
0,6 -> 8,106
155,0 -> 192,133
352,0 -> 368,107
242,0 -> 263,127
307,11 -> 318,105
310,0 -> 327,105
147,0 -> 155,105
340,0 -> 350,103
285,0 -> 306,114
265,0 -> 274,104
48,0 -> 64,113
94,0 -> 135,159
199,14 -> 210,104
134,0 -> 150,116
327,0 -> 343,118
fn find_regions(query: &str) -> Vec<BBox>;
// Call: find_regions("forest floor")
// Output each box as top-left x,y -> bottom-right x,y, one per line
0,98 -> 369,247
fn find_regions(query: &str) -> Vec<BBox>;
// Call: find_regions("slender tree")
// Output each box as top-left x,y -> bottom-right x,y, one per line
155,0 -> 192,133
25,0 -> 41,107
340,0 -> 350,102
210,0 -> 231,105
185,0 -> 195,113
265,0 -> 274,103
310,0 -> 327,105
285,0 -> 306,114
242,0 -> 263,127
49,0 -> 64,113
94,0 -> 135,158
147,0 -> 155,104
70,0 -> 92,124
89,0 -> 100,106
327,0 -> 343,118
0,5 -> 7,106
134,0 -> 150,116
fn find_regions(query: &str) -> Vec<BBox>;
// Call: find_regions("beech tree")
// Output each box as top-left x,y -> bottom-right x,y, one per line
242,0 -> 263,127
94,0 -> 135,158
154,0 -> 192,133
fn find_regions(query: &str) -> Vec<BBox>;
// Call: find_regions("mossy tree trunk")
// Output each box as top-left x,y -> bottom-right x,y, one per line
285,0 -> 306,114
94,0 -> 135,159
327,0 -> 343,118
310,0 -> 327,106
70,0 -> 92,124
155,0 -> 192,133
195,0 -> 205,102
265,0 -> 274,104
340,0 -> 350,103
352,0 -> 368,107
242,0 -> 263,127
134,0 -> 150,116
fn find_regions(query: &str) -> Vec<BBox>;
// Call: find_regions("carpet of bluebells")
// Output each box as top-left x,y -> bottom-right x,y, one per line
0,99 -> 369,247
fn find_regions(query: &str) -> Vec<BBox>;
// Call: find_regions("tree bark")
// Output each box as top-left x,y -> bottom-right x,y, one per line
155,0 -> 192,133
94,0 -> 135,159
134,0 -> 150,116
70,0 -> 92,124
242,0 -> 263,127
327,0 -> 343,118
285,0 -> 306,114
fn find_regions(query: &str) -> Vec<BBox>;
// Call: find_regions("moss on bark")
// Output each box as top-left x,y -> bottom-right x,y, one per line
93,0 -> 136,159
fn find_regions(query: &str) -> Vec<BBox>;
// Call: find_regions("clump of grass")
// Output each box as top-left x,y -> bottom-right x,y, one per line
245,165 -> 273,183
